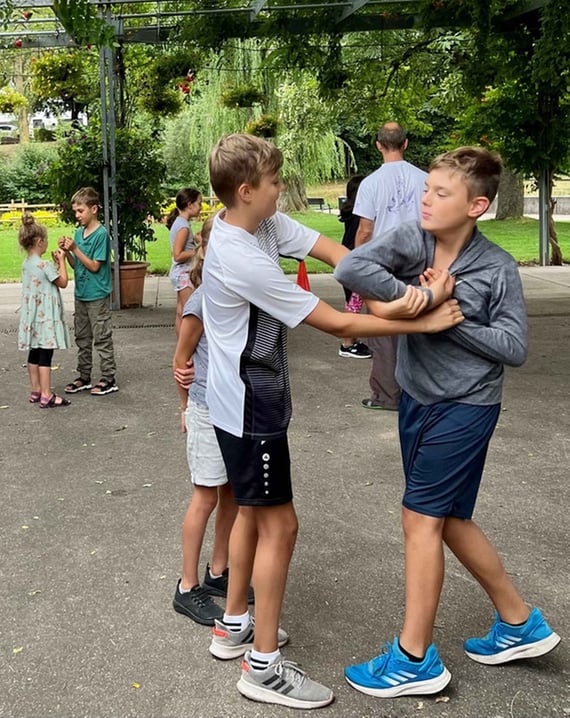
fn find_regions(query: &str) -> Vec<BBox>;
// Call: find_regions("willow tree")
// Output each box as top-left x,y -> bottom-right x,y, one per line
161,40 -> 347,207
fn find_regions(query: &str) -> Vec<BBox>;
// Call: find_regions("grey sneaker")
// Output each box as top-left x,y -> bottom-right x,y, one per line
203,563 -> 255,604
172,580 -> 224,626
238,651 -> 334,709
209,616 -> 289,660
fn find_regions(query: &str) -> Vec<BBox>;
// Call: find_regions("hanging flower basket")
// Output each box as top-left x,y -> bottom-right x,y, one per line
244,114 -> 280,138
0,87 -> 27,113
221,83 -> 265,108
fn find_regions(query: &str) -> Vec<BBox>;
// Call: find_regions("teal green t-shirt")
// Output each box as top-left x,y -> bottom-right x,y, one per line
72,224 -> 112,301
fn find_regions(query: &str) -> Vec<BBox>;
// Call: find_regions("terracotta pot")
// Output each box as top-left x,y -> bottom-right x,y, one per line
112,261 -> 149,309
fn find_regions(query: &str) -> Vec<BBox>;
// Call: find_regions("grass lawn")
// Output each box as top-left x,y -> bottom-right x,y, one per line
1,213 -> 568,283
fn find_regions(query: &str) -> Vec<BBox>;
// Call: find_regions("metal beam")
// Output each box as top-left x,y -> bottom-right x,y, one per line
337,0 -> 370,24
249,0 -> 268,21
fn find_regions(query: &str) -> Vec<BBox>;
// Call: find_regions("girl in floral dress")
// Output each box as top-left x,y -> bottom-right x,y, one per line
18,213 -> 71,408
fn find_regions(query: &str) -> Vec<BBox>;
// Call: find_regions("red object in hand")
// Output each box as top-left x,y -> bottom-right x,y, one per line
14,39 -> 23,48
296,260 -> 311,291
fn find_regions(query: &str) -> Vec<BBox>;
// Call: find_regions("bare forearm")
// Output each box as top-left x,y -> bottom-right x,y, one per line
72,247 -> 101,273
173,248 -> 194,263
308,235 -> 349,268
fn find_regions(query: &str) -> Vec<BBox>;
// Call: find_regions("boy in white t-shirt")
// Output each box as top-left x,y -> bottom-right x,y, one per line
202,133 -> 464,710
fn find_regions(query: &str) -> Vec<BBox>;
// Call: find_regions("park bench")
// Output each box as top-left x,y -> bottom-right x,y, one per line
307,197 -> 331,212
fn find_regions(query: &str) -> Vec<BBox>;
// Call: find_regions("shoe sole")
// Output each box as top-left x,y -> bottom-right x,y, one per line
338,352 -> 372,359
172,600 -> 222,627
237,677 -> 334,709
209,631 -> 289,660
345,667 -> 451,698
361,401 -> 397,411
90,386 -> 119,396
65,384 -> 92,394
464,632 -> 561,665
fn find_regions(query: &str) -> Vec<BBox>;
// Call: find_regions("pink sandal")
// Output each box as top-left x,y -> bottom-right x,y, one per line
39,393 -> 71,408
28,391 -> 41,403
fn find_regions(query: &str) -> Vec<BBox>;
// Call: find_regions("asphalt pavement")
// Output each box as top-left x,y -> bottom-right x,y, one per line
0,268 -> 569,718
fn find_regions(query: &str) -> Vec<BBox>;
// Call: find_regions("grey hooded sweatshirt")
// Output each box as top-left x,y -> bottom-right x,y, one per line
334,221 -> 528,406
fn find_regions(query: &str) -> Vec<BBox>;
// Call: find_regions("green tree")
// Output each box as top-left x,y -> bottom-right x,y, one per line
31,50 -> 99,123
451,1 -> 570,263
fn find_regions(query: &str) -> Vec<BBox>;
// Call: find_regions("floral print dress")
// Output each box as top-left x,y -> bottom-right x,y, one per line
18,254 -> 71,350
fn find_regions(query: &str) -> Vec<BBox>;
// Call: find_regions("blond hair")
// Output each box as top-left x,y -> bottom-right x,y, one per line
18,212 -> 47,251
209,133 -> 283,208
429,147 -> 503,201
71,186 -> 100,207
189,214 -> 215,289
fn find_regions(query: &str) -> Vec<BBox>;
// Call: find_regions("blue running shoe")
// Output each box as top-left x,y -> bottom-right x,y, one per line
464,608 -> 561,665
345,638 -> 451,698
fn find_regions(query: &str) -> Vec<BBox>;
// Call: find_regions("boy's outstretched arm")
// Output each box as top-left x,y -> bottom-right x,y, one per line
303,296 -> 463,338
334,224 -> 428,303
308,235 -> 349,268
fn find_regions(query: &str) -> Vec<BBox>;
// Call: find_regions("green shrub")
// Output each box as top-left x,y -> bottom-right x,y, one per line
0,144 -> 57,204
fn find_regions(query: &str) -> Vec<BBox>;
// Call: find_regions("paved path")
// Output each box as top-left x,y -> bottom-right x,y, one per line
0,271 -> 568,718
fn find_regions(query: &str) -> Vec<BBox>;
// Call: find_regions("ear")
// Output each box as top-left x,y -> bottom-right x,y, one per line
468,196 -> 490,219
236,182 -> 252,204
403,138 -> 409,151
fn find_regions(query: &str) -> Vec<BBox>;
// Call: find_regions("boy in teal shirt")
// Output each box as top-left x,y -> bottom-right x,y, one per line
60,187 -> 118,396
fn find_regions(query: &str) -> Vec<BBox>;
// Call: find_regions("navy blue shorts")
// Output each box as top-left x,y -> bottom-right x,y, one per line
214,427 -> 293,507
399,392 -> 501,519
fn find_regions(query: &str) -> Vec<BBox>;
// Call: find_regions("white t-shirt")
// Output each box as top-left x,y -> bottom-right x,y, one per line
354,160 -> 427,239
203,211 -> 319,439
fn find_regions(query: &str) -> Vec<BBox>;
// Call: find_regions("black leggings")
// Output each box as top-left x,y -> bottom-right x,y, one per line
28,348 -> 54,367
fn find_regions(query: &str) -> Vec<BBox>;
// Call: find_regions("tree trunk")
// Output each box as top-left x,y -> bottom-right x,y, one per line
278,173 -> 307,212
14,54 -> 29,144
548,188 -> 563,265
495,169 -> 524,220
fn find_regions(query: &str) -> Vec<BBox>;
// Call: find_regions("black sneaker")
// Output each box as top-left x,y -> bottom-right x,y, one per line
338,342 -> 372,359
203,563 -> 255,604
172,580 -> 224,626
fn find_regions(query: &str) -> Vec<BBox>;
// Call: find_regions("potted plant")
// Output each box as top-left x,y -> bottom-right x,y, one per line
45,123 -> 167,307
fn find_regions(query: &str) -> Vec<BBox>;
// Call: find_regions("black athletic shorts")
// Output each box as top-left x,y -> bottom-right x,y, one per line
214,427 -> 293,506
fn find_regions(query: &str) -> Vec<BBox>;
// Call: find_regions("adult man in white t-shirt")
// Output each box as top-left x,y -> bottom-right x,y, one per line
353,122 -> 427,411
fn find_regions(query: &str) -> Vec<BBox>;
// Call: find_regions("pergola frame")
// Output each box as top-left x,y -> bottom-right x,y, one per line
0,1 -> 552,302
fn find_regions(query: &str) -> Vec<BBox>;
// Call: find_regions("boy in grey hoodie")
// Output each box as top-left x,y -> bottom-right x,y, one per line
335,147 -> 560,699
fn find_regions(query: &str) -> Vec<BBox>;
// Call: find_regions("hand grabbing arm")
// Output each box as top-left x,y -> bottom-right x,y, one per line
419,268 -> 455,307
366,285 -> 429,320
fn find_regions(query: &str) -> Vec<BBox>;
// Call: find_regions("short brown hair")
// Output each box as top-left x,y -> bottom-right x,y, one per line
71,186 -> 99,207
377,122 -> 407,150
209,134 -> 283,208
429,147 -> 503,201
